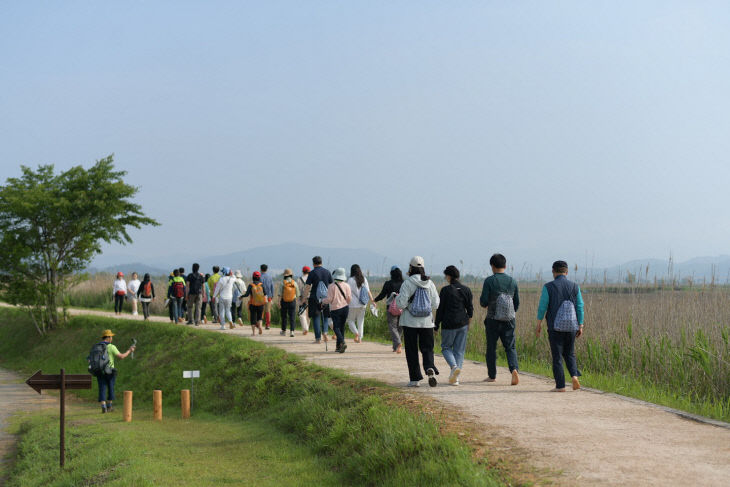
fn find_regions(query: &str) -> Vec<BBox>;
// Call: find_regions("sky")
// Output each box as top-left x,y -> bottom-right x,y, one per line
2,1 -> 729,271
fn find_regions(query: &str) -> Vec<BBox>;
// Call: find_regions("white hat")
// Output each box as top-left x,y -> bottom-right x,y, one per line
409,256 -> 425,267
333,268 -> 347,281
234,270 -> 243,278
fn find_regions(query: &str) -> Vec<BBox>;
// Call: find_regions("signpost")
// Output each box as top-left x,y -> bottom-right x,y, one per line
182,370 -> 200,413
26,369 -> 92,467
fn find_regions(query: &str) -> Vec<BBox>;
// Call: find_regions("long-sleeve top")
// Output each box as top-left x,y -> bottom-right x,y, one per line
113,279 -> 127,295
479,273 -> 520,320
260,272 -> 274,299
214,275 -> 235,300
136,281 -> 155,299
280,278 -> 300,301
395,276 -> 440,328
321,281 -> 352,311
242,281 -> 269,298
537,276 -> 585,326
373,279 -> 403,303
297,276 -> 308,304
434,279 -> 474,330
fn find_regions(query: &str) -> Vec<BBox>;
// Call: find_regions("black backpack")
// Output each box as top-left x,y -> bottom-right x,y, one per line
188,273 -> 204,294
88,342 -> 111,375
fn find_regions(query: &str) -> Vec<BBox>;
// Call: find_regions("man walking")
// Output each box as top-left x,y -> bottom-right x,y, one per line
536,260 -> 585,392
260,264 -> 274,330
303,256 -> 333,344
88,329 -> 135,414
169,269 -> 186,323
479,253 -> 520,385
186,263 -> 205,325
208,266 -> 221,323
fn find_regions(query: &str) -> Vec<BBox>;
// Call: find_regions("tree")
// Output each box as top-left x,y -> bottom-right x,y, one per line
0,155 -> 159,334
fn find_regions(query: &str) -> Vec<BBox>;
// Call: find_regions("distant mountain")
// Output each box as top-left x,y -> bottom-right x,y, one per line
88,262 -> 171,277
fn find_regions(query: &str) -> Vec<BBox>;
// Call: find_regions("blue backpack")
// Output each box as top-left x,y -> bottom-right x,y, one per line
316,281 -> 329,302
358,285 -> 369,305
408,287 -> 432,317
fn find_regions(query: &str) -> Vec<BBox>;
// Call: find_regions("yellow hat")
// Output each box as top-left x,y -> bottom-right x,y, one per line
101,329 -> 115,338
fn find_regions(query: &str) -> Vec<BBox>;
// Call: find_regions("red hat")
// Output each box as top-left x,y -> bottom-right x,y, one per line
302,266 -> 311,273
117,271 -> 124,277
252,271 -> 261,279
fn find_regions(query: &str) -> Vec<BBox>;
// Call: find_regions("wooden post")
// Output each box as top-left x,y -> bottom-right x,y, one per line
123,391 -> 133,422
153,390 -> 162,420
181,389 -> 190,419
60,368 -> 65,468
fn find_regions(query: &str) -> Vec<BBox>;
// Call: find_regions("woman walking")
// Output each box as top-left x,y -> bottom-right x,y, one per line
322,268 -> 352,353
280,269 -> 299,337
243,271 -> 268,335
214,267 -> 236,330
127,272 -> 141,316
434,265 -> 473,386
298,267 -> 310,335
395,256 -> 440,387
201,273 -> 211,324
373,266 -> 405,353
346,264 -> 374,343
136,273 -> 155,320
113,272 -> 127,315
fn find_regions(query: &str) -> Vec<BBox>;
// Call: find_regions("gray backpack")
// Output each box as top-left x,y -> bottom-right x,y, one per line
493,292 -> 516,321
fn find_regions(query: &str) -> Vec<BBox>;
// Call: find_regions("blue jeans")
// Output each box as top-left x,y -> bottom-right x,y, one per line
96,369 -> 117,402
441,325 -> 468,369
172,297 -> 184,322
308,300 -> 331,340
485,318 -> 519,379
548,329 -> 580,389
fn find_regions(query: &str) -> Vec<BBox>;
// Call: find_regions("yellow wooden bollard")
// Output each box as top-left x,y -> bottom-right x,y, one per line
153,390 -> 162,420
123,390 -> 133,422
181,389 -> 190,419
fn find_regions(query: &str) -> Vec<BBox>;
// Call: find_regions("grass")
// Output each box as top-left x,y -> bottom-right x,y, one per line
5,407 -> 347,487
0,308 -> 502,487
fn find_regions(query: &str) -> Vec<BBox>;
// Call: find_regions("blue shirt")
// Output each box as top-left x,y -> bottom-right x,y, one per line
260,272 -> 274,298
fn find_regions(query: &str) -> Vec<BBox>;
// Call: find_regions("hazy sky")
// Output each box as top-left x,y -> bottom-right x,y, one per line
2,1 -> 729,270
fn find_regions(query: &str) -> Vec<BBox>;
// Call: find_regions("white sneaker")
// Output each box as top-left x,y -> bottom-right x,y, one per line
132,311 -> 138,316
290,332 -> 295,337
448,367 -> 461,385
453,380 -> 460,386
407,381 -> 420,387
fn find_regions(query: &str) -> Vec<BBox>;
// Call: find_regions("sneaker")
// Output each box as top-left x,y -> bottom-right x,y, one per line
101,405 -> 107,414
453,380 -> 460,386
290,332 -> 295,337
427,368 -> 437,387
449,367 -> 461,385
265,326 -> 270,330
339,343 -> 347,353
407,381 -> 420,387
572,376 -> 581,390
186,321 -> 193,325
511,370 -> 520,386
280,330 -> 286,336
219,325 -> 225,330
228,322 -> 235,329
107,404 -> 114,412
194,322 -> 199,326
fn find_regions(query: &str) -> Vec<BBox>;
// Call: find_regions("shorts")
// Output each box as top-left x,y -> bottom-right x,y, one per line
249,304 -> 264,324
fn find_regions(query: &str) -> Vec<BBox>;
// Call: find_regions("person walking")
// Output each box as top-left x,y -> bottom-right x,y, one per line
435,265 -> 473,386
232,270 -> 247,325
535,260 -> 585,392
127,272 -> 141,316
395,256 -> 440,387
322,267 -> 352,353
112,272 -> 127,315
279,269 -> 299,336
346,264 -> 374,343
243,271 -> 268,335
260,264 -> 274,330
186,263 -> 205,326
88,329 -> 135,414
168,269 -> 187,324
298,266 -> 311,335
201,273 -> 211,324
208,266 -> 221,323
214,267 -> 236,329
373,266 -> 405,353
136,273 -> 155,320
303,256 -> 333,344
479,253 -> 521,385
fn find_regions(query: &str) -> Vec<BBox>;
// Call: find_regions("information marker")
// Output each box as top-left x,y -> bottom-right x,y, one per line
182,370 -> 200,413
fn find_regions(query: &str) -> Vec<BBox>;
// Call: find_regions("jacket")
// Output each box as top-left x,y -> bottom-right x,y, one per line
373,279 -> 403,304
395,275 -> 440,328
435,279 -> 473,330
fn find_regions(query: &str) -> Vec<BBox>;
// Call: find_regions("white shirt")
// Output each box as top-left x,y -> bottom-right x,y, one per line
113,279 -> 127,294
215,275 -> 235,300
347,277 -> 370,308
128,279 -> 141,295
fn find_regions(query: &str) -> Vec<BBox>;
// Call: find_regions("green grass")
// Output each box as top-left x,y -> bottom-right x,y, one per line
5,407 -> 347,487
0,308 -> 501,487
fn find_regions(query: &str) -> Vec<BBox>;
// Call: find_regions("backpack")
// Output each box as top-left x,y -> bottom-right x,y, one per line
358,285 -> 369,306
141,281 -> 152,298
554,300 -> 579,332
282,280 -> 297,302
250,282 -> 266,306
388,293 -> 402,316
87,342 -> 111,375
408,287 -> 432,317
493,293 -> 516,321
172,280 -> 185,298
188,273 -> 203,294
316,280 -> 328,302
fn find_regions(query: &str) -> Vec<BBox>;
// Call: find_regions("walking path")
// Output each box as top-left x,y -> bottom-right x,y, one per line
3,305 -> 730,485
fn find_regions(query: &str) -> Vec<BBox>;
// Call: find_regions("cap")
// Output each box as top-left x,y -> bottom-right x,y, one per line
302,266 -> 311,273
283,268 -> 293,277
117,271 -> 124,277
253,271 -> 261,279
333,267 -> 347,281
390,265 -> 399,271
409,256 -> 425,268
101,329 -> 115,338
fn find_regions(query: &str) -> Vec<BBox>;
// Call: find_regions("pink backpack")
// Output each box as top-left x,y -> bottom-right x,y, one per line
388,293 -> 402,316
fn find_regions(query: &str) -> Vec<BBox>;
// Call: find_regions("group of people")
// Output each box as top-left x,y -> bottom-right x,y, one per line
111,253 -> 585,392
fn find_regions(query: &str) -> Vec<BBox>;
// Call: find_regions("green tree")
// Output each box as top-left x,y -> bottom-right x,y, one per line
0,155 -> 158,334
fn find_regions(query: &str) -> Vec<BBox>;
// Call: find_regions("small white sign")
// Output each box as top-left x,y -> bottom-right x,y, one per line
183,370 -> 200,379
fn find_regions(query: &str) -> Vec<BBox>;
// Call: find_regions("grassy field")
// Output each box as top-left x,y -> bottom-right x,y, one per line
0,308 -> 502,487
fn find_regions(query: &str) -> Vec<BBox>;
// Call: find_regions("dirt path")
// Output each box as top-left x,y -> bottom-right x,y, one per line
13,306 -> 730,486
0,368 -> 57,476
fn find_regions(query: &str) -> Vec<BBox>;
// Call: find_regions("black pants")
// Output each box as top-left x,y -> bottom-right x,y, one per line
231,303 -> 243,322
330,306 -> 349,347
114,294 -> 125,313
485,318 -> 520,379
403,327 -> 438,382
201,301 -> 207,319
280,301 -> 296,332
548,329 -> 580,389
141,301 -> 151,319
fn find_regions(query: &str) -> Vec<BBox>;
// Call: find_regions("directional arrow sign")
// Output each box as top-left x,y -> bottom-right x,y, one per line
26,370 -> 92,394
